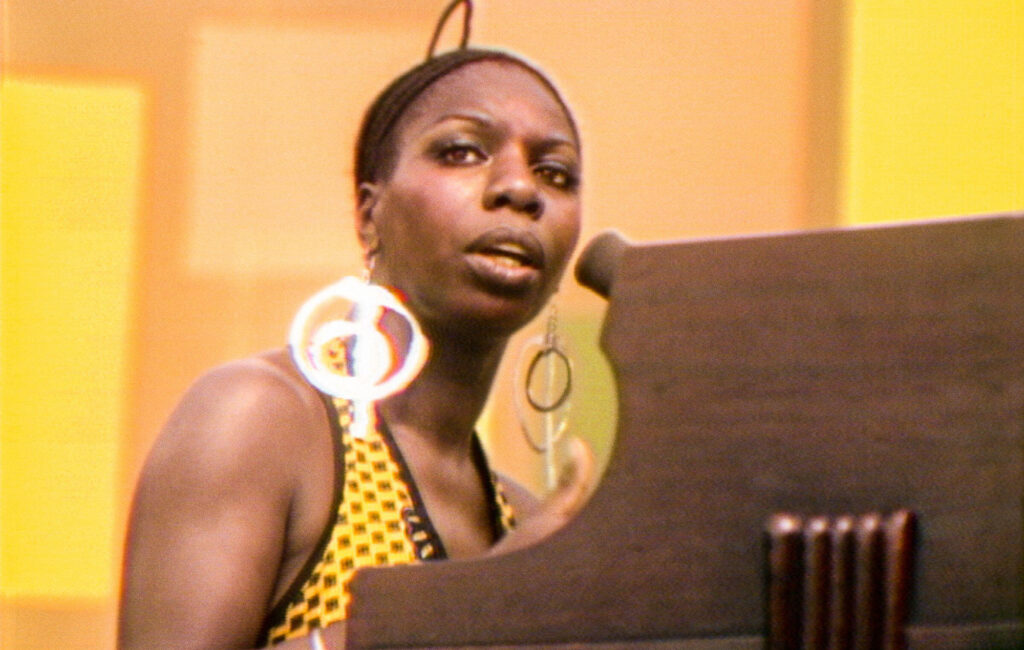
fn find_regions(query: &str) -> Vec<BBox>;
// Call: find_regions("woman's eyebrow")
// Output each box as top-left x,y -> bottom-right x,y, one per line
427,111 -> 578,153
430,111 -> 494,128
538,134 -> 579,152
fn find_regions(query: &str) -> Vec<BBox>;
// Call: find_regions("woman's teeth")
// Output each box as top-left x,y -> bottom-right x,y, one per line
489,251 -> 528,267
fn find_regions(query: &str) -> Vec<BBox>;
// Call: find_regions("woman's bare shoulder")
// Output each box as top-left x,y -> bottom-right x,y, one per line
192,348 -> 316,410
144,348 -> 325,486
121,349 -> 332,648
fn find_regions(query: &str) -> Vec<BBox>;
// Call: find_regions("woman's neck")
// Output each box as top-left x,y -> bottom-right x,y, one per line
378,331 -> 507,456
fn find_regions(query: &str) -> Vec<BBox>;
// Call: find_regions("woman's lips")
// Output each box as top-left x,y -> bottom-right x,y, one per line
465,227 -> 545,291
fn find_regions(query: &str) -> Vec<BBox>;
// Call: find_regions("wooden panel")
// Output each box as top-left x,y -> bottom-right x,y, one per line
346,213 -> 1023,648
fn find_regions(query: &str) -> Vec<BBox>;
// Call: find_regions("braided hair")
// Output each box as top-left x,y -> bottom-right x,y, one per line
353,0 -> 578,190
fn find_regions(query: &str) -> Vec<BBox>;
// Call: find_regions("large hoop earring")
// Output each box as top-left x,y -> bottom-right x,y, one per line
289,274 -> 429,439
513,303 -> 573,490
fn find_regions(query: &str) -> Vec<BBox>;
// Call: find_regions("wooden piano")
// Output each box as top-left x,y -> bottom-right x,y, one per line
346,212 -> 1023,649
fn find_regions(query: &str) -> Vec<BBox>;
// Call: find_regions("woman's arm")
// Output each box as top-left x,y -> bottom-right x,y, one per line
118,357 -> 330,649
490,437 -> 595,555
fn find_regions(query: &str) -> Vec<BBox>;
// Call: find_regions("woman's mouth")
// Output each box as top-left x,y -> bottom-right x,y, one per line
465,228 -> 545,291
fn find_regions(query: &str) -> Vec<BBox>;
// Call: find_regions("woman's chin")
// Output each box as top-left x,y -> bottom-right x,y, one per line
425,292 -> 548,341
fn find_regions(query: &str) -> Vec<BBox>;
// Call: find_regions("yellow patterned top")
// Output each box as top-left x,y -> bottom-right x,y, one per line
260,397 -> 517,645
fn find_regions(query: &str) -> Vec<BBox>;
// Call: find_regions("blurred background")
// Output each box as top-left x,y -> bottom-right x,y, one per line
1,0 -> 1020,647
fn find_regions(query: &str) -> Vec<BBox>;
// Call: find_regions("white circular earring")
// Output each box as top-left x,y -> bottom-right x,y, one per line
289,274 -> 429,439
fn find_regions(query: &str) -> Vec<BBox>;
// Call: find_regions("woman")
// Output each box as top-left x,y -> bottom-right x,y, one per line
118,10 -> 593,650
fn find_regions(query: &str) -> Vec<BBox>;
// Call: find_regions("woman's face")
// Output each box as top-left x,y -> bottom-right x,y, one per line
361,60 -> 582,338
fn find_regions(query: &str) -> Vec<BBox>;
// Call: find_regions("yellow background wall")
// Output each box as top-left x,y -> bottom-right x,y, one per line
2,79 -> 143,598
841,1 -> 1022,225
2,78 -> 145,644
1,1 -> 1020,647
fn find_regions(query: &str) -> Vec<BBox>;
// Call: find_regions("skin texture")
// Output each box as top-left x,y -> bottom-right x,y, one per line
118,60 -> 594,650
360,61 -> 582,340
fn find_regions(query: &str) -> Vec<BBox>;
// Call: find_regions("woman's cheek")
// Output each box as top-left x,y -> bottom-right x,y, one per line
555,210 -> 582,263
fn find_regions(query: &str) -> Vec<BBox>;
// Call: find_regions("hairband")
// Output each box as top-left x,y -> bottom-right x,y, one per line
425,0 -> 474,59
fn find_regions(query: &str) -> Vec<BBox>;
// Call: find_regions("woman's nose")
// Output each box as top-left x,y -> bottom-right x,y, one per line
482,152 -> 543,219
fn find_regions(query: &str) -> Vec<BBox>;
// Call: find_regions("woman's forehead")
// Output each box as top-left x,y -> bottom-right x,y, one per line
396,60 -> 578,145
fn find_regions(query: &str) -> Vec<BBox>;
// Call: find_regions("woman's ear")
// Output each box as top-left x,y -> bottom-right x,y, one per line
356,182 -> 381,257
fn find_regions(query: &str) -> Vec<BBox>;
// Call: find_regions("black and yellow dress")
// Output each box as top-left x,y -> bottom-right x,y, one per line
260,397 -> 517,645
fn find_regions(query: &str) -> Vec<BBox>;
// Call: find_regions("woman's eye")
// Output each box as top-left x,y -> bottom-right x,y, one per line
437,143 -> 485,165
535,164 -> 578,190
